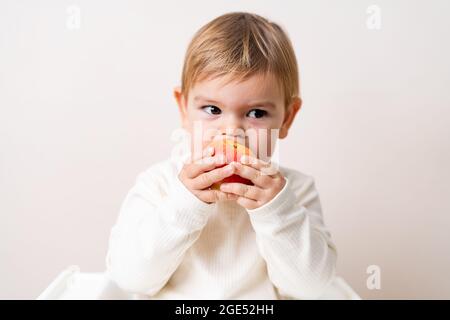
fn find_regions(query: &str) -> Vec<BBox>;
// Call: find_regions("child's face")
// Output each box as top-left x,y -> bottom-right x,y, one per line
174,72 -> 301,160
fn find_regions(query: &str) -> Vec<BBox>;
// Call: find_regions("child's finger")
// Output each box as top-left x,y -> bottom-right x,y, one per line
232,162 -> 272,188
187,154 -> 226,178
240,155 -> 278,176
191,163 -> 236,190
236,196 -> 260,210
199,189 -> 238,203
219,182 -> 263,201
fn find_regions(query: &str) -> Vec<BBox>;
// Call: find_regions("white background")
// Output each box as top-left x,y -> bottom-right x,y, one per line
1,0 -> 449,299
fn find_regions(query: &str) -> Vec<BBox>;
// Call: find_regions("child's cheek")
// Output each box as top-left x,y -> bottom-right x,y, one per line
250,128 -> 275,160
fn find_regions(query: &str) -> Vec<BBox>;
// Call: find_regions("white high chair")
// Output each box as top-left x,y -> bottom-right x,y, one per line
37,265 -> 361,300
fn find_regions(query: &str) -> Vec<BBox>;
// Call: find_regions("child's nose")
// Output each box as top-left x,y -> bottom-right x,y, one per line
219,115 -> 245,136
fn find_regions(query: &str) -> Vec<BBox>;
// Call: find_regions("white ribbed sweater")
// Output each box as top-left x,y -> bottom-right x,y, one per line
105,139 -> 337,300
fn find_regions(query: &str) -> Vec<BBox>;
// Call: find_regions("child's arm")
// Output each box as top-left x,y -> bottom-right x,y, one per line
247,174 -> 338,299
105,171 -> 213,296
105,149 -> 235,296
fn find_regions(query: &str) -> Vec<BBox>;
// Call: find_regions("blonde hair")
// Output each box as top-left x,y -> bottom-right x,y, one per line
181,12 -> 300,108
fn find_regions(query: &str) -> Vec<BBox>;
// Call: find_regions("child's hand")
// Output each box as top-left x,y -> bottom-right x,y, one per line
178,146 -> 239,204
218,155 -> 286,210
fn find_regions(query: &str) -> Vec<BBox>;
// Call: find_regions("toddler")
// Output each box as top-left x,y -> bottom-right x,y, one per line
105,12 -> 337,300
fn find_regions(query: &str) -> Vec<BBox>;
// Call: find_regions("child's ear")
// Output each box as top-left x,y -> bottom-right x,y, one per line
279,97 -> 302,139
173,86 -> 189,130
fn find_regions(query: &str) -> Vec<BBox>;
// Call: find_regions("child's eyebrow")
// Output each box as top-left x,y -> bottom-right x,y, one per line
194,95 -> 221,104
247,100 -> 276,109
194,95 -> 276,108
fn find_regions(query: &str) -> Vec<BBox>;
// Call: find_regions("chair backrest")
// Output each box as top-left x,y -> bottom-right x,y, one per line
37,265 -> 361,300
37,265 -> 133,300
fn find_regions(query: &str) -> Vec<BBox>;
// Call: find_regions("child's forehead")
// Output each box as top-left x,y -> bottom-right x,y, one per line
190,72 -> 283,104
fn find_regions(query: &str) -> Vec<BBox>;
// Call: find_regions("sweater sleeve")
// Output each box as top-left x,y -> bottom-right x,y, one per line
105,168 -> 215,296
246,174 -> 337,299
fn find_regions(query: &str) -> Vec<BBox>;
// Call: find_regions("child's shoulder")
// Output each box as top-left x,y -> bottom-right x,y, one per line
277,163 -> 318,192
132,157 -> 181,195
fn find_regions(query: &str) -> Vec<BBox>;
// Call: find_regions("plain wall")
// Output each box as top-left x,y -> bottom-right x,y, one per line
1,0 -> 449,299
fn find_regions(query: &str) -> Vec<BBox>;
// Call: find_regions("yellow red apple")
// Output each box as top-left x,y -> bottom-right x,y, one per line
206,138 -> 254,190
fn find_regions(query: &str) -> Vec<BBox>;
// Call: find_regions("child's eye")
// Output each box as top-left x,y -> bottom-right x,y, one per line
247,109 -> 268,119
202,105 -> 221,115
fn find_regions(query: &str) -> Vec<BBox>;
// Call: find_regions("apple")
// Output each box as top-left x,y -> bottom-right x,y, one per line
206,138 -> 254,190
